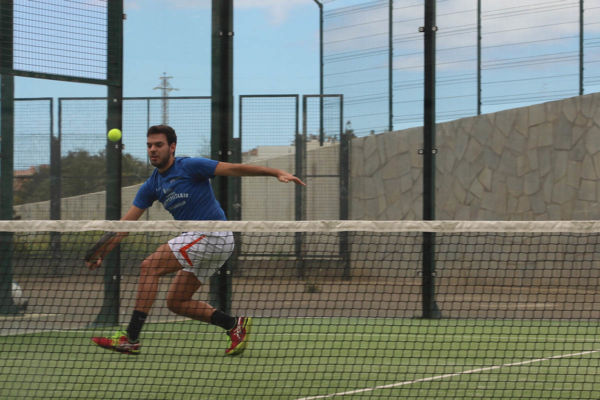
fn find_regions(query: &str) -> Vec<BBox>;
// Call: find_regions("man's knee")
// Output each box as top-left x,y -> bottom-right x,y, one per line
166,292 -> 189,314
166,296 -> 179,313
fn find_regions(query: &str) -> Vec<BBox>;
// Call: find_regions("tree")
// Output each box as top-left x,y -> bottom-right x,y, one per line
14,150 -> 150,205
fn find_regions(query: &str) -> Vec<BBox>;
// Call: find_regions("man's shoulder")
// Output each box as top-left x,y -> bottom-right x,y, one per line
174,156 -> 197,168
139,169 -> 160,189
177,157 -> 218,171
176,156 -> 210,164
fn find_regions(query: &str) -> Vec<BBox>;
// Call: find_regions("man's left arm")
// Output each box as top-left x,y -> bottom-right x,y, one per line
214,162 -> 306,186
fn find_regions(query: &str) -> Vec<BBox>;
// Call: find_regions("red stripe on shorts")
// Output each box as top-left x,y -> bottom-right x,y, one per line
179,235 -> 207,266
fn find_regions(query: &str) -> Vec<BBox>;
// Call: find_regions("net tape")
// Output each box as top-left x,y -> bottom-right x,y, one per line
2,219 -> 600,233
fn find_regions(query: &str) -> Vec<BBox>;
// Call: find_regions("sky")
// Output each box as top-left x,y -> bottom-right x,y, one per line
322,0 -> 600,133
13,0 -> 600,115
15,0 -> 321,99
12,0 -> 323,168
10,0 -> 600,169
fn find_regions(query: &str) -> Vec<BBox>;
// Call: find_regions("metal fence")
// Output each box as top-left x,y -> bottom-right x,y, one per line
321,0 -> 600,136
237,94 -> 348,277
13,95 -> 347,222
0,0 -> 122,315
14,96 -> 211,219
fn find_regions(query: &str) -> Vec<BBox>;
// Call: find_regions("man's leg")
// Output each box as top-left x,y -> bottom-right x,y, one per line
91,243 -> 182,354
166,270 -> 251,355
166,269 -> 222,323
125,243 -> 183,341
135,243 -> 183,314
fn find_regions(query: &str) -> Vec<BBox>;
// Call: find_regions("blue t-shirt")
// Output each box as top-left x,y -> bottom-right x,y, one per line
133,157 -> 226,221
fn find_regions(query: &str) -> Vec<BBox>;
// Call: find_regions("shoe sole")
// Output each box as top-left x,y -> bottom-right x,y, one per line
92,339 -> 140,355
226,317 -> 252,356
114,347 -> 140,355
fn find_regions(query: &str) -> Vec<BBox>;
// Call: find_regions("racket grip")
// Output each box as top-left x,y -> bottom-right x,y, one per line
84,231 -> 116,262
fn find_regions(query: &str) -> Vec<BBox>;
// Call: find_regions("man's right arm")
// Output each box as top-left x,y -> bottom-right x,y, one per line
214,162 -> 306,186
121,205 -> 145,221
85,205 -> 145,270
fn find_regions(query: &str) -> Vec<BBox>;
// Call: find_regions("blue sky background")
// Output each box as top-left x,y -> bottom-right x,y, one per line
13,0 -> 322,168
13,0 -> 600,115
15,0 -> 321,99
11,0 -> 600,169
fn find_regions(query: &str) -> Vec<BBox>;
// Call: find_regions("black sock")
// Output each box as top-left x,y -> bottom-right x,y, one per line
126,310 -> 147,342
210,310 -> 236,331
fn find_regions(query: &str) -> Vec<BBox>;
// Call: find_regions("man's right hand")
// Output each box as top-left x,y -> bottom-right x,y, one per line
86,257 -> 103,270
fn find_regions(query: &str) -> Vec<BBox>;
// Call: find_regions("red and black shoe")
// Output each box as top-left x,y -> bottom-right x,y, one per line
92,331 -> 140,355
225,317 -> 252,355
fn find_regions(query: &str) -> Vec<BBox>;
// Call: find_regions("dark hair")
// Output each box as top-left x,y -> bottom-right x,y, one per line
147,124 -> 177,145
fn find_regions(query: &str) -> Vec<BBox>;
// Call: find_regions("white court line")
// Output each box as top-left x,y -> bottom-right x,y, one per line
136,332 -> 600,343
295,349 -> 600,400
0,313 -> 58,321
20,330 -> 599,344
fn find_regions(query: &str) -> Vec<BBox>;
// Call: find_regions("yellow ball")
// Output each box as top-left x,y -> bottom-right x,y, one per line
107,128 -> 122,142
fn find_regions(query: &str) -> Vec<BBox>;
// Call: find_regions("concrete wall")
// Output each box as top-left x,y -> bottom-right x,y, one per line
14,184 -> 171,220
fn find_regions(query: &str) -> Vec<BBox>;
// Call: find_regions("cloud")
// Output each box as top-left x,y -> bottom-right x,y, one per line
324,0 -> 593,73
125,0 -> 308,25
124,0 -> 143,10
125,0 -> 209,10
236,0 -> 308,24
167,0 -> 210,8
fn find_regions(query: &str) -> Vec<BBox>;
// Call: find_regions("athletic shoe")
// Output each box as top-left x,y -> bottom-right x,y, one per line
91,330 -> 140,355
225,317 -> 251,355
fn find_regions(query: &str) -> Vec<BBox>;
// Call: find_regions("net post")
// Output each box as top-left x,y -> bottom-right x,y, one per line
0,0 -> 19,315
91,1 -> 123,327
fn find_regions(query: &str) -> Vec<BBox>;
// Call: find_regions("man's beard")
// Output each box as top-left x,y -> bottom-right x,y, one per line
150,155 -> 169,169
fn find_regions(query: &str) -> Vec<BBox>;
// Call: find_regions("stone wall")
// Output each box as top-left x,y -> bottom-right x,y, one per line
350,92 -> 600,220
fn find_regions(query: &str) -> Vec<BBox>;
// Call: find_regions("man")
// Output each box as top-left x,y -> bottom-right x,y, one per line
86,124 -> 305,355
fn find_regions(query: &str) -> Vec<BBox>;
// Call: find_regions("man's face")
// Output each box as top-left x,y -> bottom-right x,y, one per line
147,133 -> 175,171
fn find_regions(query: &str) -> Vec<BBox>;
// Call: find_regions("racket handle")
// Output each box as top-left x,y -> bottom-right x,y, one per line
84,231 -> 116,262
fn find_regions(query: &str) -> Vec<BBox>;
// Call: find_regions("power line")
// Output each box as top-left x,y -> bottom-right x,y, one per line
153,72 -> 179,124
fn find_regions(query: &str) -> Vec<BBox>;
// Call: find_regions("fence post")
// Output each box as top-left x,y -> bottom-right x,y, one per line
49,99 -> 61,275
296,96 -> 305,278
0,0 -> 18,314
422,0 -> 441,319
92,0 -> 123,326
340,96 -> 351,279
210,0 -> 234,314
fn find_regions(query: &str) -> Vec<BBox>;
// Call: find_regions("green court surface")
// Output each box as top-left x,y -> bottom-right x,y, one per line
1,318 -> 598,399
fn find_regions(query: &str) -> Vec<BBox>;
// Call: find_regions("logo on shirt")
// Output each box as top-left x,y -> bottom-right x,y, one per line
164,191 -> 190,213
165,192 -> 189,205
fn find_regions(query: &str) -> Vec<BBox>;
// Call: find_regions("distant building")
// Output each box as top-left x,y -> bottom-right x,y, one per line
13,166 -> 40,191
242,137 -> 337,163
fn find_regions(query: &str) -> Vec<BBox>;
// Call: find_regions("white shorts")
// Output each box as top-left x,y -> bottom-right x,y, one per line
168,231 -> 234,282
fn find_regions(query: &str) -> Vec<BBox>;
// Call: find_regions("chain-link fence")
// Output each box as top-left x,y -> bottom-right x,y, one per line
13,96 -> 211,220
13,95 -> 346,222
323,0 -> 600,136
